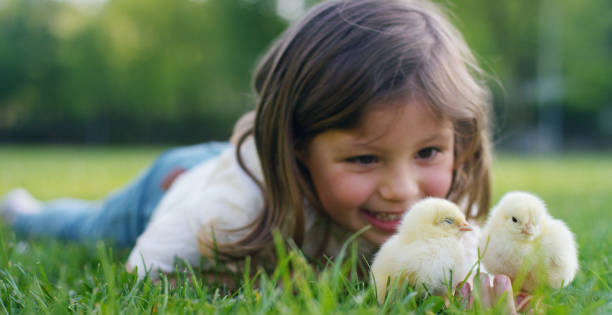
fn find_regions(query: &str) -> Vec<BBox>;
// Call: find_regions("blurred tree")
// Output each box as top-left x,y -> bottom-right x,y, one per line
561,0 -> 612,111
0,0 -> 609,148
0,0 -> 285,143
0,0 -> 65,139
447,0 -> 611,149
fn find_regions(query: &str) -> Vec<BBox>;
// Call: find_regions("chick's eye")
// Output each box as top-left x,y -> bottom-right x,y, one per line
416,147 -> 441,160
346,155 -> 379,165
512,217 -> 518,223
444,218 -> 454,224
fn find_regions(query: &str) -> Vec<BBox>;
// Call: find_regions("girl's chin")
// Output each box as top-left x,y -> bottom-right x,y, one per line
362,229 -> 394,246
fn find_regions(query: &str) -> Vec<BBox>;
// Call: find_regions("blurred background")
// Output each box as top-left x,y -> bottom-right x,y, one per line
0,0 -> 610,152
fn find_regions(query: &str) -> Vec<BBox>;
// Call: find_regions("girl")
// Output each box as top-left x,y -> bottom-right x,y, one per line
1,0 -> 520,311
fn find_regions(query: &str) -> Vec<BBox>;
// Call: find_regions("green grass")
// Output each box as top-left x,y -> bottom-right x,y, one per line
0,145 -> 611,314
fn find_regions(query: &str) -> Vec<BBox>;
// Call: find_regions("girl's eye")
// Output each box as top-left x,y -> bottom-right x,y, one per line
416,147 -> 441,160
346,155 -> 379,165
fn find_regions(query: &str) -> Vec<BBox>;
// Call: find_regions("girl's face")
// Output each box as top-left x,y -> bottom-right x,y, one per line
303,100 -> 455,245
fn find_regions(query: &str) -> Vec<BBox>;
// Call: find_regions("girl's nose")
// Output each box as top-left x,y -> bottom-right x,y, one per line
379,165 -> 420,203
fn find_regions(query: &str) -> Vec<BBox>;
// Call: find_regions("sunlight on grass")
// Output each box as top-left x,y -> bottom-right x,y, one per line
0,145 -> 165,200
0,146 -> 611,313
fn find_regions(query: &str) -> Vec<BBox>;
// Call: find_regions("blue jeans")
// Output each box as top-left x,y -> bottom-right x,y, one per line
12,142 -> 230,248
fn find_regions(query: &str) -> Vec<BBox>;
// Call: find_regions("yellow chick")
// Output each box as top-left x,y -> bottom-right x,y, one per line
371,198 -> 473,303
479,191 -> 578,292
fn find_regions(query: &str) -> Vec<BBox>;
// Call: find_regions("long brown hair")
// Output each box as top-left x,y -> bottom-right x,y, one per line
200,0 -> 492,259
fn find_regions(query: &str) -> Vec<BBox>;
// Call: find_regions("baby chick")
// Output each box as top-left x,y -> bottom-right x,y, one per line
479,191 -> 578,292
371,198 -> 473,303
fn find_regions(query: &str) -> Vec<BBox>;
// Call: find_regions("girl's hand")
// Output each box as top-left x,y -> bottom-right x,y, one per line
456,273 -> 531,314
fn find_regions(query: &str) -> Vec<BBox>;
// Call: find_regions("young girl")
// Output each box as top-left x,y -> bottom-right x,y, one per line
1,0 -> 520,310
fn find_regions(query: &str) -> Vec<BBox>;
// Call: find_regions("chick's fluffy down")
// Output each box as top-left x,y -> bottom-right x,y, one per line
537,217 -> 579,289
479,191 -> 578,292
371,198 -> 477,303
373,234 -> 470,300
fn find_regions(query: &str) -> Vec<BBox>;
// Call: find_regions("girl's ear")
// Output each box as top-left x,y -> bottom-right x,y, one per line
294,141 -> 309,165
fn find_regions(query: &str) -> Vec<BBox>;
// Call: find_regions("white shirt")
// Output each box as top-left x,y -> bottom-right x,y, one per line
127,138 -> 480,280
127,139 -> 265,279
127,138 -> 378,279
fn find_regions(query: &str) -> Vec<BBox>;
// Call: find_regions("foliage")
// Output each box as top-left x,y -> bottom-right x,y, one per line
0,0 -> 285,143
0,0 -> 610,145
0,146 -> 611,313
448,0 -> 612,146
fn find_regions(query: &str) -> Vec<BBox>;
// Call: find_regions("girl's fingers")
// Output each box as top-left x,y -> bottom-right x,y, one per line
476,273 -> 521,314
455,282 -> 473,308
479,273 -> 493,308
493,274 -> 517,315
516,291 -> 532,312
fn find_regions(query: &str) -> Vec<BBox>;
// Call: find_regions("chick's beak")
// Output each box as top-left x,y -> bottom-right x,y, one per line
521,223 -> 534,235
459,223 -> 473,232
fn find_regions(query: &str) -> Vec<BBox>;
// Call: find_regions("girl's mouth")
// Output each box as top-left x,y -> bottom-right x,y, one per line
360,208 -> 403,232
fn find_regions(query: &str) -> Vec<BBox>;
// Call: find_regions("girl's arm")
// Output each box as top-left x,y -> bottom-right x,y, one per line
125,137 -> 264,281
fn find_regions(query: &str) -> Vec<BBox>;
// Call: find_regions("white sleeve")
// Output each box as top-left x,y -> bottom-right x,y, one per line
127,141 -> 263,279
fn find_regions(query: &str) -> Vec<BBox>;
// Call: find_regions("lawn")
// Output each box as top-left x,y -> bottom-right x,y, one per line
0,145 -> 611,314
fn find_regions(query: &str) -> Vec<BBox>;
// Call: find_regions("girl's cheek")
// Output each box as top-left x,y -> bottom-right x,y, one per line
326,173 -> 374,206
422,168 -> 453,198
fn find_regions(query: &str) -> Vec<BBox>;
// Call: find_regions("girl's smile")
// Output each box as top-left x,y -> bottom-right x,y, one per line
303,99 -> 455,245
360,208 -> 404,232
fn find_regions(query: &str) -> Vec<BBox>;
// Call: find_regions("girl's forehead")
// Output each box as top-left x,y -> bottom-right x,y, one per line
353,99 -> 450,137
320,100 -> 454,148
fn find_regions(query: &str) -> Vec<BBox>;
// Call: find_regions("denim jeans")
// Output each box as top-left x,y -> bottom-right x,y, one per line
12,142 -> 230,247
